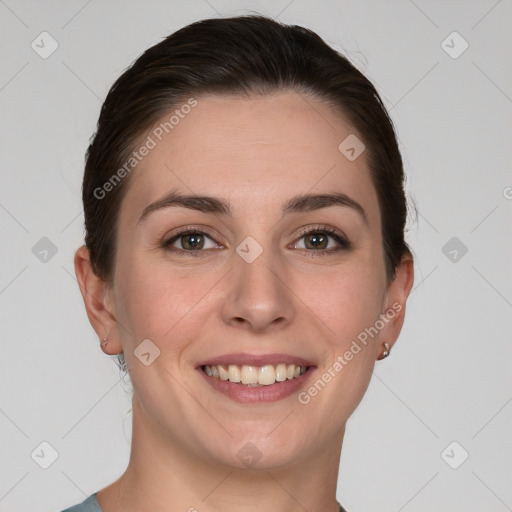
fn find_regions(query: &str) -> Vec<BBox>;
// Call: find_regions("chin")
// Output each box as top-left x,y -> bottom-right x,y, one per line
201,427 -> 311,471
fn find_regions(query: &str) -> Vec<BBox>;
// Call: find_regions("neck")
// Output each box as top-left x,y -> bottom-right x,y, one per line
98,396 -> 344,512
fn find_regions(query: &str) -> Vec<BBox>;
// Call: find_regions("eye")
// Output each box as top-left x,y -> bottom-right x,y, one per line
163,230 -> 220,252
292,227 -> 350,253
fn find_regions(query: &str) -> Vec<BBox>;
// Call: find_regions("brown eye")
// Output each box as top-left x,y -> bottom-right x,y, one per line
164,231 -> 219,252
180,233 -> 205,250
293,228 -> 350,253
304,232 -> 329,250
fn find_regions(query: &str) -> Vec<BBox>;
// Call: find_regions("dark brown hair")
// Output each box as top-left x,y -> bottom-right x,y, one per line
83,15 -> 410,283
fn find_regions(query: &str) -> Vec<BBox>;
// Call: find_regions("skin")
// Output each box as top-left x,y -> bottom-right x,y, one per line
75,92 -> 414,512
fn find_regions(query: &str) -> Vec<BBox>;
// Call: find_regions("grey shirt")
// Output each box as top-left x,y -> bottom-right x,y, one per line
60,492 -> 348,511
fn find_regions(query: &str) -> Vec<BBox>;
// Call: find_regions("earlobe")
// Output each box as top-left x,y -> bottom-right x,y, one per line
74,246 -> 123,355
377,254 -> 415,359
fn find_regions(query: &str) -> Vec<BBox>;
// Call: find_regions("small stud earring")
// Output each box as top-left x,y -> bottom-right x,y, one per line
101,338 -> 108,347
382,342 -> 390,359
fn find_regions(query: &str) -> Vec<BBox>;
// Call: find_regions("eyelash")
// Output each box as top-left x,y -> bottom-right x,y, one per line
294,225 -> 351,256
161,227 -> 221,257
161,225 -> 351,257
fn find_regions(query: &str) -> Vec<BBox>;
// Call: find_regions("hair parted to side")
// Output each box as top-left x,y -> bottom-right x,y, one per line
82,15 -> 411,370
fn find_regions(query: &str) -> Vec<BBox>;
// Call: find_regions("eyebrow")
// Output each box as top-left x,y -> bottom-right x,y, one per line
137,190 -> 368,224
283,192 -> 368,224
138,191 -> 230,223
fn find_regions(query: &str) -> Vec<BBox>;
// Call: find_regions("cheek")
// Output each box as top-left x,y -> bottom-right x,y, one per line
292,261 -> 383,409
294,259 -> 385,345
113,253 -> 221,347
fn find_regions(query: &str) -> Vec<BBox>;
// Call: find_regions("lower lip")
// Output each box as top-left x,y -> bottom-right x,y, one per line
198,368 -> 315,403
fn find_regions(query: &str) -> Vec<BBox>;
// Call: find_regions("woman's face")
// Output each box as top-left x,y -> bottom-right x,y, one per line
101,92 -> 410,469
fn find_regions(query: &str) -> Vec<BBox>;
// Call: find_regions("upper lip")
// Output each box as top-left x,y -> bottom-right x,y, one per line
197,353 -> 316,368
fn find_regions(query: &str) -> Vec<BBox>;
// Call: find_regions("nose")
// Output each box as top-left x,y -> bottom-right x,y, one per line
221,244 -> 296,333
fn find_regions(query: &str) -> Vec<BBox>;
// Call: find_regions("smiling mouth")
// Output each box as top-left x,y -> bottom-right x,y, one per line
202,363 -> 309,387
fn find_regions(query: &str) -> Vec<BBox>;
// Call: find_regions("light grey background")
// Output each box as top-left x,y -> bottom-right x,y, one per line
1,1 -> 511,511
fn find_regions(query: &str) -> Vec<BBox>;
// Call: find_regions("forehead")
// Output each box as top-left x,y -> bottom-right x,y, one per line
121,92 -> 380,223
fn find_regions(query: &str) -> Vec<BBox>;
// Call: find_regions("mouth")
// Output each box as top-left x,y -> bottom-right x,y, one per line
202,363 -> 309,386
197,354 -> 315,403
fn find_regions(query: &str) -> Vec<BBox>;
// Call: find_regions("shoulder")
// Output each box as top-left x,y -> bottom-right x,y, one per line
58,493 -> 102,512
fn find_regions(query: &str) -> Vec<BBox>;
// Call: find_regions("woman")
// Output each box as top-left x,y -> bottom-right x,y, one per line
62,15 -> 414,512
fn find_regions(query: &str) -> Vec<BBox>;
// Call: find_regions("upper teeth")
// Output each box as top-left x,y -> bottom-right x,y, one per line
203,364 -> 307,386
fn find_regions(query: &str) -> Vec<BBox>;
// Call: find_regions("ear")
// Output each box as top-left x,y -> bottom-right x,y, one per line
74,246 -> 123,355
377,253 -> 414,360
